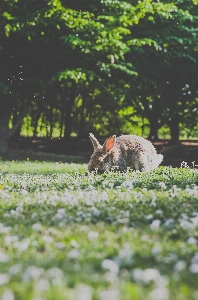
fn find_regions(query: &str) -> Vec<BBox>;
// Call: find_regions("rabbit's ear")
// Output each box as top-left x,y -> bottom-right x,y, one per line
89,133 -> 101,150
103,135 -> 116,153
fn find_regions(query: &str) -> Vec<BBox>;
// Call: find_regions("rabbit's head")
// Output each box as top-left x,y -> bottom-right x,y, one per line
88,133 -> 116,173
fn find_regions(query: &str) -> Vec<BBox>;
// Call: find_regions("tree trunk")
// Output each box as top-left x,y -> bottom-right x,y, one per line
32,112 -> 41,137
169,111 -> 180,144
64,103 -> 73,139
63,82 -> 76,139
78,91 -> 86,138
168,88 -> 180,144
0,100 -> 12,154
142,96 -> 161,141
0,98 -> 30,155
0,128 -> 10,155
59,110 -> 64,138
148,114 -> 159,140
11,125 -> 22,140
11,110 -> 22,140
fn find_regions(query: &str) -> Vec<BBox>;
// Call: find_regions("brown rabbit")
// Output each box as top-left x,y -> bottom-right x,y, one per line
88,133 -> 163,173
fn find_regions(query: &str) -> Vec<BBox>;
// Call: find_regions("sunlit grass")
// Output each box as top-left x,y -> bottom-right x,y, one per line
0,160 -> 87,175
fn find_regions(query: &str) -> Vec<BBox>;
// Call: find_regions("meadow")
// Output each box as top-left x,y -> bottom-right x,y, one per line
0,160 -> 198,300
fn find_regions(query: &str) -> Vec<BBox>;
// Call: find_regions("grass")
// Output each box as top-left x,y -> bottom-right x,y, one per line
0,160 -> 87,175
0,161 -> 198,300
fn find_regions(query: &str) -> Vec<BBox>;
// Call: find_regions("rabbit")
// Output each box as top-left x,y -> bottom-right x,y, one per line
88,133 -> 163,173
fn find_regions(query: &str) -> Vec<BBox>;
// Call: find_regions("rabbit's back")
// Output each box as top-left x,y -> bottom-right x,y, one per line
110,135 -> 160,171
114,135 -> 156,153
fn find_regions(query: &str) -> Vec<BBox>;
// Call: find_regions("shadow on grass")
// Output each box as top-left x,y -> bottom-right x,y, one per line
0,150 -> 87,163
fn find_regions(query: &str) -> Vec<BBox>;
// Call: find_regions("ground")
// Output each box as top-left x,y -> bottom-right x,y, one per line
0,140 -> 198,299
3,137 -> 198,167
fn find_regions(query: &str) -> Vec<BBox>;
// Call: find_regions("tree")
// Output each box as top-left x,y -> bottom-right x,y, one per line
123,0 -> 198,142
1,0 -> 163,153
1,0 -> 197,154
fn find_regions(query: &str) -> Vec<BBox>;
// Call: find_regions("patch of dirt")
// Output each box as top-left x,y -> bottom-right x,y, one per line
152,140 -> 198,168
7,137 -> 198,168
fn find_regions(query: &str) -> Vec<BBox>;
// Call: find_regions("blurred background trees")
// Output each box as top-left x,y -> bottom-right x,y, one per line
0,0 -> 198,153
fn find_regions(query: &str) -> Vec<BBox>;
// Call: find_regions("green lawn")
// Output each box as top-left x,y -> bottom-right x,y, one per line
0,161 -> 198,300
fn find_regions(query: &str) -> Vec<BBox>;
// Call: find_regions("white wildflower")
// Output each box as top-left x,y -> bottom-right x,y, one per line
163,253 -> 178,263
150,287 -> 169,300
25,196 -> 31,202
73,284 -> 93,300
132,268 -> 144,282
23,266 -> 44,281
145,214 -> 153,220
31,213 -> 37,219
1,192 -> 10,199
115,244 -> 133,266
99,289 -> 120,300
35,278 -> 50,291
174,260 -> 186,272
20,189 -> 28,195
32,223 -> 43,231
189,264 -> 198,273
189,253 -> 198,273
9,264 -> 22,276
101,259 -> 119,274
181,161 -> 188,168
142,268 -> 161,283
70,239 -> 79,248
187,237 -> 197,245
55,242 -> 65,249
190,215 -> 198,227
42,235 -> 53,244
1,289 -> 14,300
121,180 -> 134,189
46,267 -> 64,285
150,219 -> 161,231
4,235 -> 19,245
0,250 -> 9,263
98,191 -> 108,201
179,219 -> 194,230
151,246 -> 162,256
164,219 -> 175,228
91,207 -> 100,217
191,253 -> 198,264
67,249 -> 81,260
16,205 -> 23,213
104,271 -> 118,283
158,182 -> 166,190
17,239 -> 30,252
52,210 -> 65,220
88,231 -> 99,240
102,180 -> 110,188
0,274 -> 10,285
133,268 -> 162,284
84,199 -> 93,207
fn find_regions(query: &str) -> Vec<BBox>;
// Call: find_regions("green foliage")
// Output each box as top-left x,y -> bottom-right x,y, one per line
0,0 -> 198,145
0,162 -> 198,298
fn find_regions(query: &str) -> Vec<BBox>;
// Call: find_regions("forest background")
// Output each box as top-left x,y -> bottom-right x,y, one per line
0,0 -> 198,155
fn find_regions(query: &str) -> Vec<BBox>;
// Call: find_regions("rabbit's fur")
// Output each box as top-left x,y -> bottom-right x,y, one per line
88,133 -> 163,173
